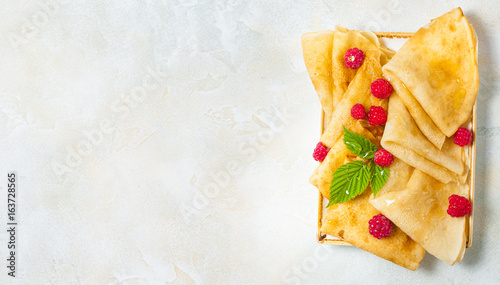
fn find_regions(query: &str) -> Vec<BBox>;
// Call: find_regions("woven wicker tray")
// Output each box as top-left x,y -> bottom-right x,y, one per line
316,32 -> 476,249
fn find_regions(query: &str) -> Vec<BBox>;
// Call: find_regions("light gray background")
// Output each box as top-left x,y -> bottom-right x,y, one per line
0,0 -> 498,284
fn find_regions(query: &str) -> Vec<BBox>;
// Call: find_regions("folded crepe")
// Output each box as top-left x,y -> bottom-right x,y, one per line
310,49 -> 388,199
370,169 -> 469,265
330,26 -> 394,113
382,7 -> 479,138
319,49 -> 388,148
311,49 -> 425,270
373,158 -> 415,197
301,27 -> 394,127
301,31 -> 336,125
383,73 -> 446,149
381,94 -> 467,184
322,190 -> 426,270
312,125 -> 378,199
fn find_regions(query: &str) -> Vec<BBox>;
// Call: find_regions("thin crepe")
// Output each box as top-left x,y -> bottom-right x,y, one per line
319,49 -> 388,148
383,71 -> 446,149
382,7 -> 479,137
301,31 -> 336,125
311,124 -> 378,199
381,94 -> 467,184
301,27 -> 394,127
314,52 -> 425,271
310,49 -> 387,199
330,26 -> 394,114
322,190 -> 426,270
373,158 -> 414,197
370,169 -> 468,265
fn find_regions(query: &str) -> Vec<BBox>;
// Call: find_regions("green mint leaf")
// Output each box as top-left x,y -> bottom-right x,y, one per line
369,162 -> 390,197
327,161 -> 370,207
343,126 -> 378,159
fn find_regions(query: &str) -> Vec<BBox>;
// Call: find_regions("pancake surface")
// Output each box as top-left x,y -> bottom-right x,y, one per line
381,94 -> 467,184
370,169 -> 468,265
302,27 -> 394,127
310,49 -> 425,271
382,7 -> 478,137
301,31 -> 336,125
322,190 -> 426,270
310,49 -> 387,198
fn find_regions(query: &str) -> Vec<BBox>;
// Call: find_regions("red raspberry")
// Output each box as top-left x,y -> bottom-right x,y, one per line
374,149 -> 394,167
344,48 -> 365,69
369,214 -> 392,239
453,127 -> 472,147
351,103 -> 366,119
370,78 -> 393,99
313,142 -> 330,162
367,106 -> 387,126
447,194 -> 472,217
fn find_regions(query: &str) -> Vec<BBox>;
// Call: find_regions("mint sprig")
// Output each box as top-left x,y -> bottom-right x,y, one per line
369,162 -> 389,197
328,161 -> 370,205
342,126 -> 378,159
327,127 -> 390,207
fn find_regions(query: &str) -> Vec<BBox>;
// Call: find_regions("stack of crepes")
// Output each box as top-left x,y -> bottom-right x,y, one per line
303,7 -> 478,270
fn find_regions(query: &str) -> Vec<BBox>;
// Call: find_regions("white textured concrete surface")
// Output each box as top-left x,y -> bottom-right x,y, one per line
0,0 -> 499,284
